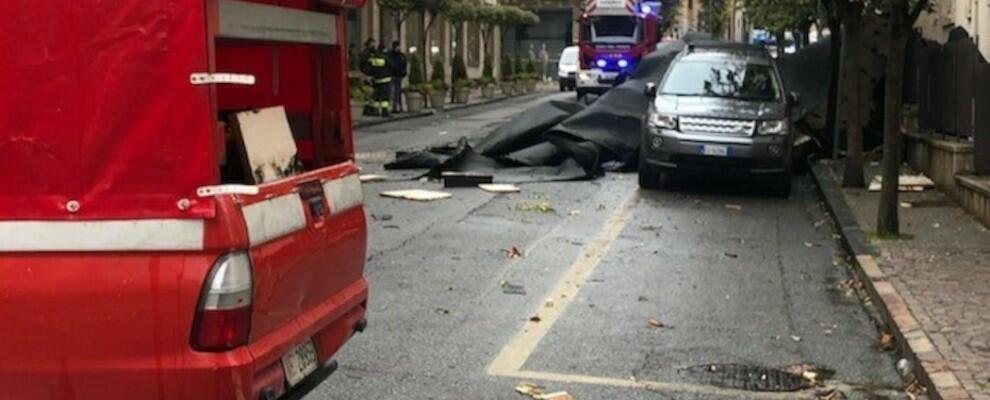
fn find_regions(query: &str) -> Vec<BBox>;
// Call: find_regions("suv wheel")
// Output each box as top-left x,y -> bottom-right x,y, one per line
638,160 -> 667,190
772,175 -> 792,198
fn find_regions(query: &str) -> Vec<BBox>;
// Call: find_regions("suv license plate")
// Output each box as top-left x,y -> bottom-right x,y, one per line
282,340 -> 319,387
701,145 -> 729,157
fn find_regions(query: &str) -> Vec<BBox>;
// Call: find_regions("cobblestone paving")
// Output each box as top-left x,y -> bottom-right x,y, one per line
838,166 -> 990,399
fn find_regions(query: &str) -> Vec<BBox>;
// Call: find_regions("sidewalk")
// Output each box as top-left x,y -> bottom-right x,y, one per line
812,161 -> 990,400
352,90 -> 551,129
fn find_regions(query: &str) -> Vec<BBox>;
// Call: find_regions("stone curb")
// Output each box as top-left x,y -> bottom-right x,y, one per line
808,162 -> 973,400
353,93 -> 538,129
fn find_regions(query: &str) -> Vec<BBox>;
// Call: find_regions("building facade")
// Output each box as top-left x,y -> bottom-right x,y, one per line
916,0 -> 990,58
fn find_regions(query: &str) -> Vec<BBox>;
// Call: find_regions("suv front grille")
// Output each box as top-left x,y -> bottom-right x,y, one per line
680,117 -> 755,137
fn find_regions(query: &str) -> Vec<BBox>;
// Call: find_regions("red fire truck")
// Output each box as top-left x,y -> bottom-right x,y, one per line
0,1 -> 368,399
576,0 -> 661,100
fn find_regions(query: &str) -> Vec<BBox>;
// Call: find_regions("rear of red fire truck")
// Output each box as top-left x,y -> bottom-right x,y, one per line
0,1 -> 368,399
576,0 -> 661,100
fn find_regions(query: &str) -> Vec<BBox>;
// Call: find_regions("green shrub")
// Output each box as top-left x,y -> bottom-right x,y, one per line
525,58 -> 536,74
409,54 -> 425,86
501,55 -> 513,81
513,56 -> 524,79
482,60 -> 493,79
452,54 -> 468,82
430,59 -> 446,83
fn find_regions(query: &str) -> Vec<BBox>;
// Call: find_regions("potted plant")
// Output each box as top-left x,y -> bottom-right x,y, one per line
500,55 -> 514,95
405,55 -> 427,113
478,77 -> 496,98
429,59 -> 448,111
451,54 -> 470,104
524,58 -> 538,92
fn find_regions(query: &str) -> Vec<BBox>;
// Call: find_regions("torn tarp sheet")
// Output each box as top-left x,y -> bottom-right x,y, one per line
385,36 -> 830,183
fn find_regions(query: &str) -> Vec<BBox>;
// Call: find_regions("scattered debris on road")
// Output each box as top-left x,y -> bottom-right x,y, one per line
791,335 -> 802,342
371,214 -> 393,222
725,204 -> 743,211
568,209 -> 581,216
638,296 -> 648,302
868,174 -> 935,192
529,315 -> 542,323
724,252 -> 739,259
517,201 -> 556,213
442,172 -> 493,188
359,174 -> 388,183
502,246 -> 524,259
515,383 -> 573,400
648,318 -> 667,328
433,308 -> 450,315
804,242 -> 816,248
500,281 -> 526,295
480,183 -> 521,193
380,189 -> 452,202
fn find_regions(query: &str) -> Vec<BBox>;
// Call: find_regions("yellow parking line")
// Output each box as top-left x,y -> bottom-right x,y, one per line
487,189 -> 640,375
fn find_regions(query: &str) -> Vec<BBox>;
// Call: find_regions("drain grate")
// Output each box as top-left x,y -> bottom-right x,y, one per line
679,364 -> 814,392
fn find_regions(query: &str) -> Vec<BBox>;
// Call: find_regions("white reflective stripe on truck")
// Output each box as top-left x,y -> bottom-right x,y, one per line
0,220 -> 205,252
242,193 -> 308,247
323,175 -> 363,215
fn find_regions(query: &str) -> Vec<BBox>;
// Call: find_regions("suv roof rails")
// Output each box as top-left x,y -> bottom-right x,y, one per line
683,40 -> 768,57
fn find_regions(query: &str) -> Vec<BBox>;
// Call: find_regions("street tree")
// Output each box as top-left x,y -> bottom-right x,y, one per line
415,0 -> 453,75
835,0 -> 867,189
698,0 -> 728,37
875,0 -> 931,235
742,0 -> 819,50
658,0 -> 683,37
379,0 -> 416,43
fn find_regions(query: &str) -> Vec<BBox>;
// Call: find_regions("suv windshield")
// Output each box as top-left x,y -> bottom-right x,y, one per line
661,60 -> 781,102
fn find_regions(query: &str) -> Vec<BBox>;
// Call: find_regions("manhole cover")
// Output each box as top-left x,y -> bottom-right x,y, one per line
679,364 -> 814,392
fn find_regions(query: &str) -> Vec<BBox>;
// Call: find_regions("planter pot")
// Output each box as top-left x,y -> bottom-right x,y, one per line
405,92 -> 425,113
453,88 -> 470,104
526,81 -> 537,92
513,82 -> 525,95
429,92 -> 447,111
350,101 -> 365,119
481,85 -> 496,98
500,82 -> 513,96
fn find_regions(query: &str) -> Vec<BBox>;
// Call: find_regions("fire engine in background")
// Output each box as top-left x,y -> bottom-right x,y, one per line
0,1 -> 368,399
576,0 -> 661,100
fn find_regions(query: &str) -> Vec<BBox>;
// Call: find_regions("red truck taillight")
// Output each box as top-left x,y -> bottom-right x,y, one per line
191,252 -> 253,352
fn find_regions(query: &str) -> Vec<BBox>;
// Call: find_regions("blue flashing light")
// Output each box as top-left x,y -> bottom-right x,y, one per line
640,4 -> 652,13
596,59 -> 607,68
617,59 -> 630,68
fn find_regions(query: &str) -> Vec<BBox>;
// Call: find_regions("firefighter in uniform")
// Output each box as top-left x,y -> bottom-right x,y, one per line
360,41 -> 392,117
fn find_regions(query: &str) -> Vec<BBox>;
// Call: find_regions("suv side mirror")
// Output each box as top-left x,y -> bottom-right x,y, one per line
644,82 -> 658,98
788,91 -> 800,106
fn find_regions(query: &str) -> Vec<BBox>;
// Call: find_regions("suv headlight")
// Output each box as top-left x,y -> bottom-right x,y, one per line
578,71 -> 593,81
757,119 -> 788,135
649,113 -> 678,130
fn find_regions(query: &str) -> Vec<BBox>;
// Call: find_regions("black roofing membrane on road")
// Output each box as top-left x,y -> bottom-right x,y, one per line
385,35 -> 830,182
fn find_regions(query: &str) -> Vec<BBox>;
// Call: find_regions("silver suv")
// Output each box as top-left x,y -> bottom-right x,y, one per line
638,43 -> 797,197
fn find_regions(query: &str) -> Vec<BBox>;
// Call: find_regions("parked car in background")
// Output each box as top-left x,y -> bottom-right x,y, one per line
558,46 -> 580,91
638,42 -> 798,197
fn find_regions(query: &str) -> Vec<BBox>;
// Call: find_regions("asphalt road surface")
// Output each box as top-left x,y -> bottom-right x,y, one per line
306,93 -> 908,399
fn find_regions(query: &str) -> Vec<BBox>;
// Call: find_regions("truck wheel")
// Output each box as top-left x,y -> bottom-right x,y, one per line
559,81 -> 566,92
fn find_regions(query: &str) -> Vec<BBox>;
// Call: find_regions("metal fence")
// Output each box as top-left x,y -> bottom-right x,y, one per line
905,31 -> 990,175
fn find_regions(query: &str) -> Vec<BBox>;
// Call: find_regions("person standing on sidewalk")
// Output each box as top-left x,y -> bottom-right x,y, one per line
360,40 -> 392,117
539,43 -> 550,81
386,41 -> 408,114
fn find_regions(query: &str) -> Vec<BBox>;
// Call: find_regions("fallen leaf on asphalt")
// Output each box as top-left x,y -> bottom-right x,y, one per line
880,332 -> 895,351
804,242 -> 815,248
637,296 -> 648,302
529,315 -> 542,323
545,299 -> 555,308
515,383 -> 545,396
816,389 -> 844,400
724,252 -> 739,259
518,201 -> 556,213
791,335 -> 802,342
568,209 -> 581,216
434,308 -> 450,315
725,204 -> 743,211
648,318 -> 666,328
502,246 -> 524,259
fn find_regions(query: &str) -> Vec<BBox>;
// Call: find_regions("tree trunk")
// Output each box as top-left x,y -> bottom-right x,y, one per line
826,18 -> 843,159
841,8 -> 866,188
877,6 -> 910,235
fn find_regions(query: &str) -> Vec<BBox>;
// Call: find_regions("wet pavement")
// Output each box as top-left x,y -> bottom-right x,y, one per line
305,94 -> 907,399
